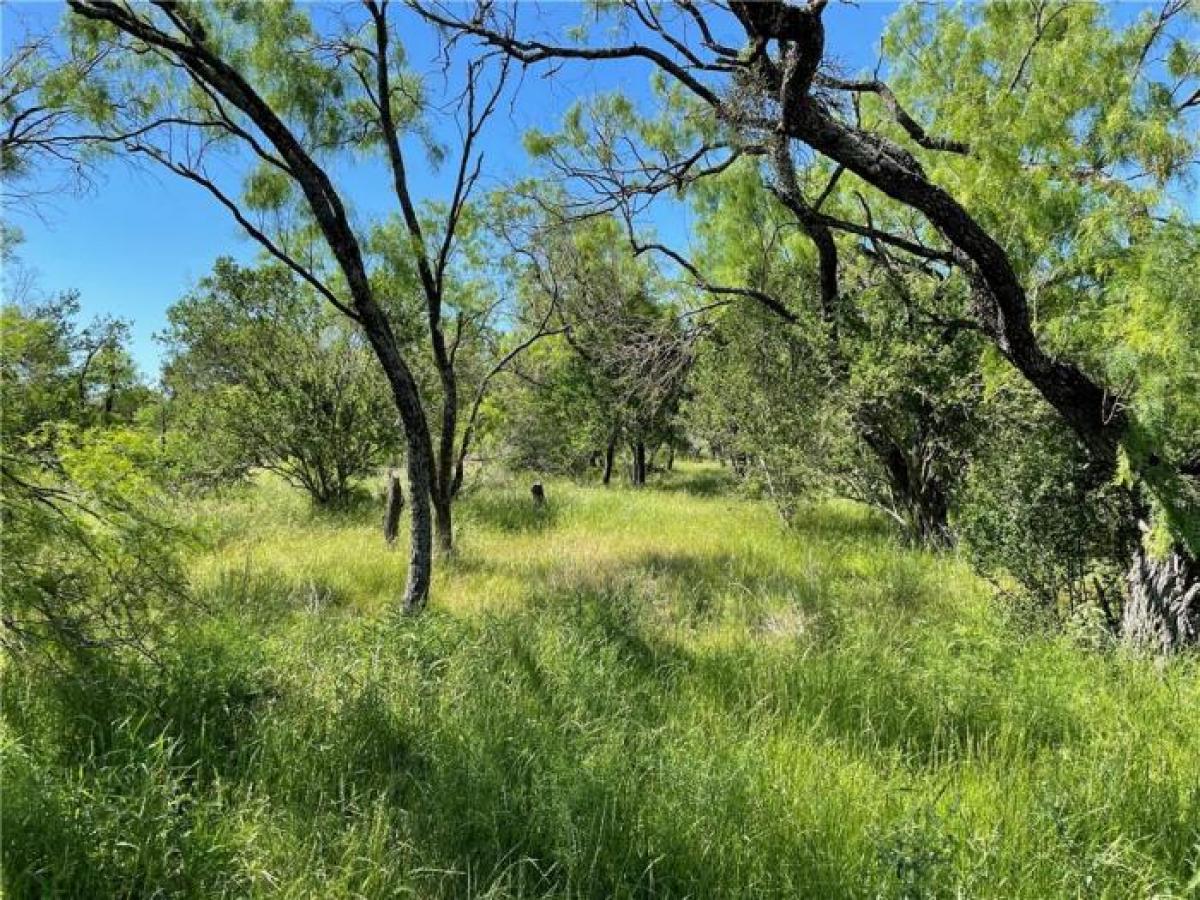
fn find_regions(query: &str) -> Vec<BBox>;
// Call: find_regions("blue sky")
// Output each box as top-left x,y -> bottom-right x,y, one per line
0,1 -> 1165,377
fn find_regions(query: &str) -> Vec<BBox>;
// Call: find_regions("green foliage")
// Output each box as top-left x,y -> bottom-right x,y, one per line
162,259 -> 398,504
1087,222 -> 1200,553
1,425 -> 187,659
1,298 -> 185,659
6,3 -> 1200,890
958,377 -> 1138,623
492,337 -> 611,475
685,161 -> 985,542
1,295 -> 146,435
685,304 -> 844,519
880,0 -> 1199,558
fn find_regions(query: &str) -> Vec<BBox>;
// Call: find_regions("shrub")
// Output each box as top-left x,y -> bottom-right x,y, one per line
957,382 -> 1136,626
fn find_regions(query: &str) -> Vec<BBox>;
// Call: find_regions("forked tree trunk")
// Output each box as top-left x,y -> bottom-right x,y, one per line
62,0 -> 440,614
1122,545 -> 1200,653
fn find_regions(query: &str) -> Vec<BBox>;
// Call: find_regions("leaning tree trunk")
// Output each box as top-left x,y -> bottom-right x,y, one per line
1122,545 -> 1200,653
359,308 -> 437,613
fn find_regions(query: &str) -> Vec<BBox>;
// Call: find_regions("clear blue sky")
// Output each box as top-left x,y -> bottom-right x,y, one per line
0,1 -> 1162,378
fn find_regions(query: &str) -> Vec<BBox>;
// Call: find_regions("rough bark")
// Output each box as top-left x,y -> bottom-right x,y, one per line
383,469 -> 404,547
1122,545 -> 1200,652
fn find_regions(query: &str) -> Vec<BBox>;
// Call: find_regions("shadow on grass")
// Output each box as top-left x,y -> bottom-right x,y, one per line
648,465 -> 737,498
3,544 -> 1110,899
786,502 -> 898,543
461,489 -> 561,534
475,550 -> 1083,768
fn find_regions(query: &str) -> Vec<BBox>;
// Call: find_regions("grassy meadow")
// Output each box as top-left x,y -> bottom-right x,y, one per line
3,463 -> 1199,898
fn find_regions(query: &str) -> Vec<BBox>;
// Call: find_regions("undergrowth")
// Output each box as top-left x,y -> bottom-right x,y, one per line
3,464 -> 1199,897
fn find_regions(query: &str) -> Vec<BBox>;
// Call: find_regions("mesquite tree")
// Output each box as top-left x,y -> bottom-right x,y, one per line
423,0 -> 1200,648
677,160 -> 983,542
45,1 -> 546,610
507,214 -> 696,485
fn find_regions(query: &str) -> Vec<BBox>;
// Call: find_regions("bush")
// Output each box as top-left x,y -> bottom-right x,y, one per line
1,425 -> 190,661
957,382 -> 1136,626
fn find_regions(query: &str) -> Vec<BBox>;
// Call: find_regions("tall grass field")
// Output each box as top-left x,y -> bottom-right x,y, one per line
3,464 -> 1199,897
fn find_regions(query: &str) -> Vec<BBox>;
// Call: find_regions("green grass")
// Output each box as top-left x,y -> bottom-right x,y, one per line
4,463 -> 1200,897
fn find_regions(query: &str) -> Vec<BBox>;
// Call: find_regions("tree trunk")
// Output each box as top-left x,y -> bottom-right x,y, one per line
731,453 -> 748,477
433,489 -> 453,556
631,440 -> 647,486
400,429 -> 434,613
909,486 -> 951,548
862,427 -> 952,548
435,382 -> 457,547
1122,545 -> 1200,653
359,310 -> 436,614
383,469 -> 404,547
602,434 -> 617,486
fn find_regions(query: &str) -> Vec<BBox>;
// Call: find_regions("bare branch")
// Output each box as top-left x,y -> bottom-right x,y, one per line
816,75 -> 970,155
125,142 -> 358,321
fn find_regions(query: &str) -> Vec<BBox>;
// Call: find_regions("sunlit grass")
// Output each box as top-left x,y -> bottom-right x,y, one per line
4,462 -> 1199,897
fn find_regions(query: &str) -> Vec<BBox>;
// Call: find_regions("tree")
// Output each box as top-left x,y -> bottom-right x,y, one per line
511,215 -> 694,486
424,0 -> 1200,647
48,1 -> 548,610
682,161 -> 983,541
162,259 -> 398,505
1,294 -> 147,436
489,338 -> 612,478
